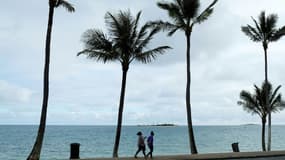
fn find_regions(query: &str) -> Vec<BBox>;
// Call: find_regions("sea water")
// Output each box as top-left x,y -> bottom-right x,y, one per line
1,125 -> 285,160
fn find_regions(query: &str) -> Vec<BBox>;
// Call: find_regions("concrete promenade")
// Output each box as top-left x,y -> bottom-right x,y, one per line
74,150 -> 285,160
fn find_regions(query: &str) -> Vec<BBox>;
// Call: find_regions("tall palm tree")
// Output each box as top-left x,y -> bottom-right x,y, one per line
78,10 -> 171,157
151,0 -> 218,154
27,1 -> 74,160
238,81 -> 285,151
241,11 -> 285,151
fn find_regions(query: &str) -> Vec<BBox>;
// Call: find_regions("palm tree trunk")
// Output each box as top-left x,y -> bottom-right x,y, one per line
113,67 -> 128,158
185,32 -> 198,154
263,44 -> 271,151
27,4 -> 54,160
261,117 -> 266,151
268,110 -> 271,151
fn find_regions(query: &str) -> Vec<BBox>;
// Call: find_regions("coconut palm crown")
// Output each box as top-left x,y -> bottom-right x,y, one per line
78,10 -> 170,68
242,11 -> 285,50
241,11 -> 285,151
151,0 -> 218,154
238,81 -> 285,151
153,0 -> 218,36
51,0 -> 75,11
78,10 -> 171,157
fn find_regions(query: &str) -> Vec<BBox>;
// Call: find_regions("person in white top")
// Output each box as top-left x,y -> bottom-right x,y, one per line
134,131 -> 146,158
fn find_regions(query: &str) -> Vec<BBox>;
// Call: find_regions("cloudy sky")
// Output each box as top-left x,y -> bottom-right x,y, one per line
1,0 -> 285,125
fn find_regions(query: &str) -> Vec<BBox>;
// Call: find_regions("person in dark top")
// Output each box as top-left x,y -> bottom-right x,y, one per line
146,131 -> 154,158
134,131 -> 146,158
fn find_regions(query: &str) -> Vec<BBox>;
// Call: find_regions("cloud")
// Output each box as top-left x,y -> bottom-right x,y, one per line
1,0 -> 285,125
0,80 -> 34,104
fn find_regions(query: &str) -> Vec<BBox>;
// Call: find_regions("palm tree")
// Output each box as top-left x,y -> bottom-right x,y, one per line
27,1 -> 74,160
78,10 -> 171,157
151,0 -> 218,154
238,81 -> 285,151
241,11 -> 285,151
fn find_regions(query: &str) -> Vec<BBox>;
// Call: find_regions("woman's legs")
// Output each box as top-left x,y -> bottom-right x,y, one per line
135,145 -> 147,158
142,145 -> 146,157
147,145 -> 153,158
134,147 -> 142,158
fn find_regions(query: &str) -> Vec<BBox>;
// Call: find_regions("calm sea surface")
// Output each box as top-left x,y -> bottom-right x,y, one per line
1,125 -> 285,160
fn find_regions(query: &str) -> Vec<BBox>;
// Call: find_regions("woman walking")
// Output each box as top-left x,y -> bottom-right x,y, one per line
134,131 -> 146,158
146,131 -> 154,158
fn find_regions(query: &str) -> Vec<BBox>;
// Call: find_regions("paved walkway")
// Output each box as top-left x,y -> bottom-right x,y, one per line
232,157 -> 285,160
76,150 -> 285,160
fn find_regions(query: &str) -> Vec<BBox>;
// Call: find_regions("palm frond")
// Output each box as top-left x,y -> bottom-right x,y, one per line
157,1 -> 186,28
251,17 -> 263,38
265,13 -> 277,34
133,23 -> 150,48
81,29 -> 112,51
130,11 -> 142,48
238,90 -> 262,117
134,46 -> 171,63
195,0 -> 218,24
105,11 -> 124,41
277,26 -> 285,34
259,11 -> 266,34
268,84 -> 285,113
195,8 -> 213,24
269,26 -> 285,42
117,10 -> 132,36
239,90 -> 258,108
77,50 -> 117,63
78,29 -> 119,63
56,0 -> 75,12
269,85 -> 281,104
148,20 -> 177,31
254,84 -> 265,109
148,20 -> 179,36
247,25 -> 262,41
270,94 -> 285,113
135,27 -> 161,54
157,1 -> 180,19
241,25 -> 262,42
178,0 -> 200,19
157,1 -> 177,15
168,26 -> 181,36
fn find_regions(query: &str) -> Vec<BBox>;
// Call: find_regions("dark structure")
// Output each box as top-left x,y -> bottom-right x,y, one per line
70,143 -> 80,159
232,142 -> 240,152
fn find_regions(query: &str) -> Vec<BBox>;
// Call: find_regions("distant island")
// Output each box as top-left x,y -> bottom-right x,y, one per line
137,123 -> 176,127
241,123 -> 260,126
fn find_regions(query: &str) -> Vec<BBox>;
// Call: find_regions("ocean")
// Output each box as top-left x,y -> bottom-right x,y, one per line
1,125 -> 285,160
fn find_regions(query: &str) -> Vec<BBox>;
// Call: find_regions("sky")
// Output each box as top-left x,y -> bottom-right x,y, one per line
1,0 -> 285,125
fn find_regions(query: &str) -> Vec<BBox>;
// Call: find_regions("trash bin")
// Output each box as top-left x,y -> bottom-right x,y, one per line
70,143 -> 80,159
231,142 -> 239,152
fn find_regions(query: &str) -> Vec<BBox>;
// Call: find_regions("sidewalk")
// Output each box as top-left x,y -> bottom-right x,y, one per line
76,150 -> 285,160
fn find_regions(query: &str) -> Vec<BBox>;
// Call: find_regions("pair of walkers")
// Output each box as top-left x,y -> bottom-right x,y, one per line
134,131 -> 154,159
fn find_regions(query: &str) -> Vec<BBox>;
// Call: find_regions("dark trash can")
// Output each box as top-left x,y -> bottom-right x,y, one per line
70,143 -> 80,159
231,142 -> 239,152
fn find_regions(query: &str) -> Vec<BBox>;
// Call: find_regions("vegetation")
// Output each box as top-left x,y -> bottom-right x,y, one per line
137,123 -> 177,127
78,10 -> 170,157
27,0 -> 75,160
238,81 -> 285,151
241,11 -> 285,151
152,0 -> 218,154
12,1 -> 285,158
